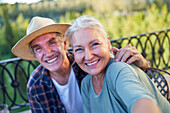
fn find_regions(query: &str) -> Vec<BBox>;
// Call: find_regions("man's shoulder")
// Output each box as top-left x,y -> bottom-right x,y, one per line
27,65 -> 46,90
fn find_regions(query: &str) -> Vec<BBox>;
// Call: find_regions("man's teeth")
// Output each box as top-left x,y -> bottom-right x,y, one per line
47,57 -> 57,63
87,60 -> 98,66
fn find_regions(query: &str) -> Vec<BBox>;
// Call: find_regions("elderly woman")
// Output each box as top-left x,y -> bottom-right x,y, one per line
65,15 -> 170,113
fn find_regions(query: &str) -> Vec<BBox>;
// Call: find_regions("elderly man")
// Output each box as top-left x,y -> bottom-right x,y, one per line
12,16 -> 150,113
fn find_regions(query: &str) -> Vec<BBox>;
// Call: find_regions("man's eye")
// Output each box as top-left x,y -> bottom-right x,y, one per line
49,41 -> 56,45
35,47 -> 41,52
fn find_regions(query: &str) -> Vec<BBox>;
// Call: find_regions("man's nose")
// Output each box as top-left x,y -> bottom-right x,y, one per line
43,47 -> 53,56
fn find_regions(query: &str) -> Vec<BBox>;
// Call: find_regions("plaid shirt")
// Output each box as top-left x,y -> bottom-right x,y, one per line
27,52 -> 87,113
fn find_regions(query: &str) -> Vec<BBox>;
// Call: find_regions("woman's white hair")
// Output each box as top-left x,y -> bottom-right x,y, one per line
65,15 -> 108,44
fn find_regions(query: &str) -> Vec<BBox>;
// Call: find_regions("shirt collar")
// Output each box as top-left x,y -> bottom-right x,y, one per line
39,51 -> 75,87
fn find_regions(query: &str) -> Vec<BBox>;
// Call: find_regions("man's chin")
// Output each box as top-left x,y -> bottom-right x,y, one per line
47,68 -> 58,73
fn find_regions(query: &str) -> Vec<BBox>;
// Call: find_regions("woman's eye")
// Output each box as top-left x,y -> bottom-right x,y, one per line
92,43 -> 99,47
75,48 -> 83,52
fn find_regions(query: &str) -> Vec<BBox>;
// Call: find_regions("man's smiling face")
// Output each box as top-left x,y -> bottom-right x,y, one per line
31,32 -> 68,72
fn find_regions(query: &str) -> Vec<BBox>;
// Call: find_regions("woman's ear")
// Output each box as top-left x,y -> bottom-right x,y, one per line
106,37 -> 114,57
106,37 -> 112,50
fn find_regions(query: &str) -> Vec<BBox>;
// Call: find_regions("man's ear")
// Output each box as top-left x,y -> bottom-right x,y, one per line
34,55 -> 39,62
64,39 -> 70,50
33,55 -> 39,61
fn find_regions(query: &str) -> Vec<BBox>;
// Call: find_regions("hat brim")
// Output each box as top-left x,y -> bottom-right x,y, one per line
12,23 -> 71,61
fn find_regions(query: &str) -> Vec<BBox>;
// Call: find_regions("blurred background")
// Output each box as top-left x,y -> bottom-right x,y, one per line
0,1 -> 169,112
0,0 -> 170,60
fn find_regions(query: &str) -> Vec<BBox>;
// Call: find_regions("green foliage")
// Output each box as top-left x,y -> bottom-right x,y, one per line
12,13 -> 29,43
0,5 -> 15,59
0,5 -> 29,60
59,3 -> 170,39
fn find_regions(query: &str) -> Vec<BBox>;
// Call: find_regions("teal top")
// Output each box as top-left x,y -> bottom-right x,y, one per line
81,59 -> 170,113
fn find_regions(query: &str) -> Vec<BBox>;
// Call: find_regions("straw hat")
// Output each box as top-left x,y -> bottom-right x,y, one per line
11,16 -> 71,61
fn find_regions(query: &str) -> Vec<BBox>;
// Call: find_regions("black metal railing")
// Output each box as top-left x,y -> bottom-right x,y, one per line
0,29 -> 170,111
110,29 -> 170,71
0,58 -> 37,111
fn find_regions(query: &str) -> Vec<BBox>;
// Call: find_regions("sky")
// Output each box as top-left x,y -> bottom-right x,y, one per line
1,0 -> 41,4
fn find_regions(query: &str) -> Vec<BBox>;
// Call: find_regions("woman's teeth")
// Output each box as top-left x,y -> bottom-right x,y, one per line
87,60 -> 98,66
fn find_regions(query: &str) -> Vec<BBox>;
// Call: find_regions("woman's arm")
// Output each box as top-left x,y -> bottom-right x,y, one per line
106,62 -> 164,113
132,98 -> 162,113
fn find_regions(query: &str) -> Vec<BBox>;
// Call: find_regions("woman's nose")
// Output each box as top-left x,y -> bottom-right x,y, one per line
84,49 -> 93,60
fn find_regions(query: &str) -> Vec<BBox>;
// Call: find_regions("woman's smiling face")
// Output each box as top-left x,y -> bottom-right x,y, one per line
71,28 -> 111,76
